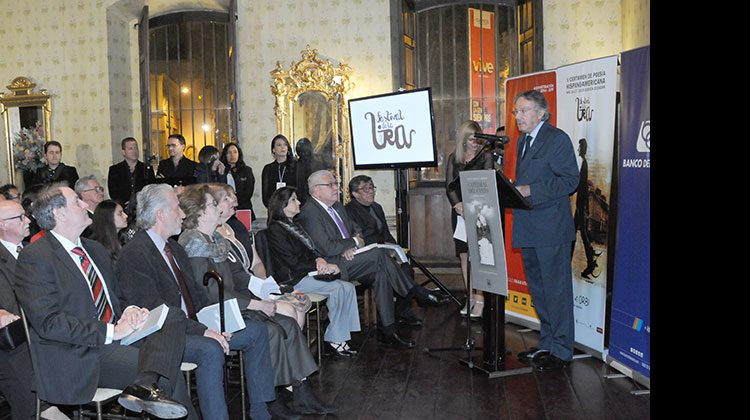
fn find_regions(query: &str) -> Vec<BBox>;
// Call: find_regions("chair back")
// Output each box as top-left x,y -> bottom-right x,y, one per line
253,229 -> 275,278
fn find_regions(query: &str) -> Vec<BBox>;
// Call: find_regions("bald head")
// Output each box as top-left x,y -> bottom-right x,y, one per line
0,200 -> 30,244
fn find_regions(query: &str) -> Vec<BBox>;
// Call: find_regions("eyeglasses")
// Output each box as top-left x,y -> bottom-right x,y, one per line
83,186 -> 104,193
1,214 -> 26,222
315,181 -> 340,189
511,107 -> 538,117
358,185 -> 377,193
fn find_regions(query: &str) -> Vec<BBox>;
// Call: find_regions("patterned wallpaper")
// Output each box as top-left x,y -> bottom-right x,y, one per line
0,0 -> 114,187
621,0 -> 650,51
235,0 -> 395,217
542,0 -> 623,70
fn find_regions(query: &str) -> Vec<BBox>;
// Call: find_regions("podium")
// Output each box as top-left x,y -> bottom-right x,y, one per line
457,169 -> 533,378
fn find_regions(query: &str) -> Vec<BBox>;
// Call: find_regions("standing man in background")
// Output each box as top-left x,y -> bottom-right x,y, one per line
511,89 -> 579,371
108,137 -> 155,206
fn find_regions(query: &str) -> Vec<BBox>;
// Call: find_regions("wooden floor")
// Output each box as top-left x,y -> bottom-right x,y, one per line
1,273 -> 650,419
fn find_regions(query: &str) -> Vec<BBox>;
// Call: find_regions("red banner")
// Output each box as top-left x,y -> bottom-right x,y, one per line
503,72 -> 557,321
469,8 -> 496,133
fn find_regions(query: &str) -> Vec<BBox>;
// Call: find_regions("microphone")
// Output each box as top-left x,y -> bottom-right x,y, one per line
473,133 -> 510,145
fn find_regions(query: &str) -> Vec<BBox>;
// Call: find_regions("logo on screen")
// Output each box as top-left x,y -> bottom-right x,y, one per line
636,119 -> 650,152
364,110 -> 415,150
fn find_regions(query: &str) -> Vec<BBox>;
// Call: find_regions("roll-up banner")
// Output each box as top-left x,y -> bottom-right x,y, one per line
555,55 -> 619,355
607,46 -> 650,386
469,7 -> 497,133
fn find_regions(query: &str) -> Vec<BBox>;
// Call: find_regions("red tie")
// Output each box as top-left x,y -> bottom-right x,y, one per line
71,247 -> 113,323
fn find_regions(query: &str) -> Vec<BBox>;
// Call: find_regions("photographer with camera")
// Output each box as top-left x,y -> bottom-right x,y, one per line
194,145 -> 227,184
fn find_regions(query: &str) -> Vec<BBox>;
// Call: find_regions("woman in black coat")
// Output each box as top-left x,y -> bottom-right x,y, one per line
261,134 -> 296,209
220,142 -> 256,221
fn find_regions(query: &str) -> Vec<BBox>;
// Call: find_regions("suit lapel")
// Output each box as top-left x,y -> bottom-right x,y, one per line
46,235 -> 99,308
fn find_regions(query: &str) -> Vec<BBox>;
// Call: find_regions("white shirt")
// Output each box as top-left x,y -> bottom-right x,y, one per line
146,228 -> 189,317
0,238 -> 21,259
522,120 -> 546,154
49,230 -> 115,344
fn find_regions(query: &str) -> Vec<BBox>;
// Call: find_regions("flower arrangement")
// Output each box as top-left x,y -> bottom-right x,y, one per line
12,121 -> 46,173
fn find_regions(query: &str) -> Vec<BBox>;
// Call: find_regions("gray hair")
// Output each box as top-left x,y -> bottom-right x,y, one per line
514,89 -> 551,121
136,184 -> 174,230
74,175 -> 99,197
307,169 -> 334,191
31,182 -> 70,231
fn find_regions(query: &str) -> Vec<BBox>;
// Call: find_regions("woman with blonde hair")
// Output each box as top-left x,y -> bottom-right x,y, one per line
445,120 -> 495,318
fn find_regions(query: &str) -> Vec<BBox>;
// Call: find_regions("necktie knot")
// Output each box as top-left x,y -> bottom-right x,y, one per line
16,244 -> 23,254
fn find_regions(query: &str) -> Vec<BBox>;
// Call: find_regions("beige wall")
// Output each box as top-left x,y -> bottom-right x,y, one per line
621,0 -> 650,51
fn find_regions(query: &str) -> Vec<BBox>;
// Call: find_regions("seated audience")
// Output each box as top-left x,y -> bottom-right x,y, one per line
107,136 -> 155,206
0,184 -> 20,202
115,184 -> 278,420
0,199 -> 69,420
178,184 -> 332,415
297,170 -> 445,349
267,187 -> 361,356
32,141 -> 79,188
90,199 -> 129,261
13,182 -> 192,418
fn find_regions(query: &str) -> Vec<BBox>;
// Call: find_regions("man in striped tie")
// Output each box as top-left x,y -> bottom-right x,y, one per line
14,182 -> 195,418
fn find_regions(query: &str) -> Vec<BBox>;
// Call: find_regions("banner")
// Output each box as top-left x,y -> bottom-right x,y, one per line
608,46 -> 650,384
555,56 -> 618,354
469,8 -> 497,133
503,71 -> 556,324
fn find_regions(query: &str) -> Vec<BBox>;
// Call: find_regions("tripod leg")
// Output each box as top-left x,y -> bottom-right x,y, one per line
409,253 -> 463,306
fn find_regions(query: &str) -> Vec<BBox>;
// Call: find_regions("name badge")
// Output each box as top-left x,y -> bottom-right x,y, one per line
276,182 -> 286,190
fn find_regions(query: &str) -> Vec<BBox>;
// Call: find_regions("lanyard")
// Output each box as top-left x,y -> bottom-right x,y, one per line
277,163 -> 286,183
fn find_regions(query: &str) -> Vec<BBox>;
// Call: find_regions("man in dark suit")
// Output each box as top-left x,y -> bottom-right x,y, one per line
157,134 -> 197,180
13,183 -> 192,418
511,90 -> 579,371
31,141 -> 79,188
107,137 -> 155,206
345,175 -> 438,327
298,170 -> 443,348
115,183 -> 278,420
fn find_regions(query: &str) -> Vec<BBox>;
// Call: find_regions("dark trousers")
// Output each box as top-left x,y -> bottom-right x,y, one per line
340,248 -> 414,328
521,244 -> 575,361
0,344 -> 36,420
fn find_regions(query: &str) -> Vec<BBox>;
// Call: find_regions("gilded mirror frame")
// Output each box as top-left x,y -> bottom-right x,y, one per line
0,76 -> 52,184
270,46 -> 354,200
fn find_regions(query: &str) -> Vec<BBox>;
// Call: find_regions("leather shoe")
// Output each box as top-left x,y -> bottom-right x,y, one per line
418,291 -> 447,307
398,314 -> 424,327
378,331 -> 416,349
291,380 -> 335,415
268,395 -> 301,419
533,354 -> 570,371
329,341 -> 358,357
117,383 -> 187,419
517,347 -> 549,364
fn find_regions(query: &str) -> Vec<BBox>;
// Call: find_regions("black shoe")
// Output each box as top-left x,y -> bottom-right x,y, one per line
533,354 -> 570,371
378,331 -> 416,349
117,383 -> 187,419
398,314 -> 424,327
290,381 -> 335,415
517,347 -> 549,364
329,341 -> 358,357
417,291 -> 448,307
268,396 -> 301,420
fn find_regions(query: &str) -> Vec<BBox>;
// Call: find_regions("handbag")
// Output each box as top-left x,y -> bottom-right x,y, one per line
0,318 -> 27,351
275,292 -> 312,313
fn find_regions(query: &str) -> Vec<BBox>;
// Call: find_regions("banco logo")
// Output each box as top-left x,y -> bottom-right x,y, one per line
636,119 -> 650,152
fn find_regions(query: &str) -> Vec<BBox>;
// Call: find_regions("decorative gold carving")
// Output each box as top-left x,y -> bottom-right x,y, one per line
0,76 -> 52,184
270,46 -> 354,200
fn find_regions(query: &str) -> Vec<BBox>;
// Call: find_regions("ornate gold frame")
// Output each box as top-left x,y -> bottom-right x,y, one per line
0,76 -> 52,184
270,46 -> 354,199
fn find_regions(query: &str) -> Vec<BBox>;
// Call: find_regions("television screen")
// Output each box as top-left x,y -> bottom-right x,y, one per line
348,87 -> 437,169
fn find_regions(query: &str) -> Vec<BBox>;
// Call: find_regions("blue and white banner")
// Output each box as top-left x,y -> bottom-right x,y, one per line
556,55 -> 619,354
608,46 -> 650,384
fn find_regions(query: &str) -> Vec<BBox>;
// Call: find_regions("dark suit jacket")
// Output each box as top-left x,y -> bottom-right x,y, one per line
115,230 -> 209,336
296,199 -> 361,260
345,200 -> 396,245
107,160 -> 155,205
31,163 -> 79,188
14,234 -> 127,403
511,121 -> 579,248
157,156 -> 197,179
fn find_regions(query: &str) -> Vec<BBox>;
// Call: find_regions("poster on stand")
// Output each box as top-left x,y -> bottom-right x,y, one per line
555,55 -> 619,354
608,46 -> 650,385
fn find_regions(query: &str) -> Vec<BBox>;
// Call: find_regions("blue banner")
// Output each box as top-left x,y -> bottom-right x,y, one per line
608,46 -> 650,382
